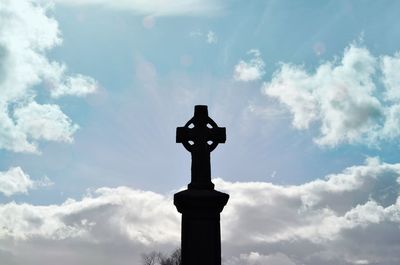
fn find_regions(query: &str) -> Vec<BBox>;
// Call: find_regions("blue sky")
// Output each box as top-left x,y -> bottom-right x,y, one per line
1,1 -> 400,264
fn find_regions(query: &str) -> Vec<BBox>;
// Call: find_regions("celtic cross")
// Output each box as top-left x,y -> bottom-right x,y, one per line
176,105 -> 226,189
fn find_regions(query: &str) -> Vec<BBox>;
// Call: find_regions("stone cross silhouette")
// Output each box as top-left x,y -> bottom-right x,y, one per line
174,105 -> 229,265
176,105 -> 226,190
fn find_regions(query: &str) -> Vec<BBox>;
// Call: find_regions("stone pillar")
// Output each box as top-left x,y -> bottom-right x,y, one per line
174,189 -> 229,265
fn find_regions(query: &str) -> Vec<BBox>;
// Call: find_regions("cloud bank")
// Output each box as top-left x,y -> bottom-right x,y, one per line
1,158 -> 399,264
263,44 -> 400,147
0,0 -> 97,153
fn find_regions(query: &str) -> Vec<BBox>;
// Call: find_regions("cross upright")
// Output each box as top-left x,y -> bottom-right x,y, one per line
176,105 -> 226,190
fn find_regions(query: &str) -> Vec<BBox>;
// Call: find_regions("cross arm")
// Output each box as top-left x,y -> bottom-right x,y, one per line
176,126 -> 191,143
208,127 -> 226,144
177,127 -> 226,144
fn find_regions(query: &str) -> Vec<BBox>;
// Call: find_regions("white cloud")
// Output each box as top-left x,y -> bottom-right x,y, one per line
189,30 -> 218,44
54,0 -> 224,16
14,102 -> 78,144
46,72 -> 97,98
0,167 -> 52,197
263,43 -> 400,147
0,0 -> 97,153
234,49 -> 266,82
1,158 -> 399,264
381,52 -> 400,101
206,30 -> 218,44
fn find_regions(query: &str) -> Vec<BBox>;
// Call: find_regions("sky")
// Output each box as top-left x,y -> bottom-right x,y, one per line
1,0 -> 400,264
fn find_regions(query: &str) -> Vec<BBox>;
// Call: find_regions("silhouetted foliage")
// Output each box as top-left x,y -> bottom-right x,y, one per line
141,248 -> 181,265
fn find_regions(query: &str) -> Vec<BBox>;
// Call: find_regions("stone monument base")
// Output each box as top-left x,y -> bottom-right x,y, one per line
174,189 -> 229,265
